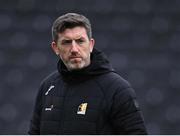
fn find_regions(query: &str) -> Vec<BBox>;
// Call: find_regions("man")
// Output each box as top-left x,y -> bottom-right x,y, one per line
28,13 -> 147,134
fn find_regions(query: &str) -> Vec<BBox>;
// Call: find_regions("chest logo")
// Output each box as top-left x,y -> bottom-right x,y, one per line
77,103 -> 88,115
45,104 -> 53,111
45,85 -> 55,95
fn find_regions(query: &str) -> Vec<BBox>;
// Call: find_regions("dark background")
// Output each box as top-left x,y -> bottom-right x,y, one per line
0,0 -> 180,134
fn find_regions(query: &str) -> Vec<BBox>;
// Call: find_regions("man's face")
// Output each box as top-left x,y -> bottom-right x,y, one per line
51,26 -> 94,71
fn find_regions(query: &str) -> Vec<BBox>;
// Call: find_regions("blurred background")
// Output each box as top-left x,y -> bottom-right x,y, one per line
0,0 -> 180,134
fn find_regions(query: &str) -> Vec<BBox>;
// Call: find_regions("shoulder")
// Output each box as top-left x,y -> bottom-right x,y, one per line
106,72 -> 136,96
94,72 -> 136,101
38,71 -> 60,93
105,72 -> 137,103
96,72 -> 131,90
41,70 -> 60,85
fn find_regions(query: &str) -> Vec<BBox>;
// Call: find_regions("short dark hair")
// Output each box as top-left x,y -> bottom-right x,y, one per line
52,13 -> 92,42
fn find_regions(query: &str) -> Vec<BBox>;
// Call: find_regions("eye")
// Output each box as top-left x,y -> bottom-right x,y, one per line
76,39 -> 85,44
61,40 -> 72,45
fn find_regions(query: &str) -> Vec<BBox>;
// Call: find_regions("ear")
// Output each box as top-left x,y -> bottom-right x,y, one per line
51,41 -> 59,55
89,38 -> 95,53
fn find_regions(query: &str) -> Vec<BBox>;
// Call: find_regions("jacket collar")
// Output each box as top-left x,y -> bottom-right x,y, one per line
57,48 -> 114,83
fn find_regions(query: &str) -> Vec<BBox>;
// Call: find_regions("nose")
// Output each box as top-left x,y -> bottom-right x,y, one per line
71,40 -> 79,53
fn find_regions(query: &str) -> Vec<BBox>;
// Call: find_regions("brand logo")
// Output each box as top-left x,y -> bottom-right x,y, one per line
77,103 -> 88,115
45,104 -> 54,111
45,85 -> 55,95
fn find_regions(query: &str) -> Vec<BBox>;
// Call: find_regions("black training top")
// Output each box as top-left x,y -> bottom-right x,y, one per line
28,48 -> 147,134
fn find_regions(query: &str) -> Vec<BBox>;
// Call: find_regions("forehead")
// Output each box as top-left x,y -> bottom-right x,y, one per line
58,26 -> 88,40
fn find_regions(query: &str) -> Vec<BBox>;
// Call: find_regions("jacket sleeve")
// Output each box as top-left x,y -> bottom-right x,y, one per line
110,87 -> 148,134
28,83 -> 44,134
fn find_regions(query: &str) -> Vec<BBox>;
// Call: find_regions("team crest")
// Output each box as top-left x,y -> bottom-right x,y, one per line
77,103 -> 88,115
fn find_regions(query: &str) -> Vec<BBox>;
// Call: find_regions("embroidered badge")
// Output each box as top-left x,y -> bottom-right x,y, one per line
77,103 -> 88,115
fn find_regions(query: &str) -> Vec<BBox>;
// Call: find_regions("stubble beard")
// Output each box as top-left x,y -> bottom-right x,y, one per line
62,54 -> 91,71
67,60 -> 86,70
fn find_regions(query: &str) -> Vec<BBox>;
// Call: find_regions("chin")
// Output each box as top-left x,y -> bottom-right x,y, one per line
67,62 -> 87,71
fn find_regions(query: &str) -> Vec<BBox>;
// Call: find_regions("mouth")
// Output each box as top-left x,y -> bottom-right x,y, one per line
69,56 -> 82,59
69,57 -> 82,63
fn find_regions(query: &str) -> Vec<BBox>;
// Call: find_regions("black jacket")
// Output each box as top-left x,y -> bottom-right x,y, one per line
28,48 -> 147,134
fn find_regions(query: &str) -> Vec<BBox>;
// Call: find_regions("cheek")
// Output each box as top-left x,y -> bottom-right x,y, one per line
58,48 -> 68,59
81,48 -> 91,58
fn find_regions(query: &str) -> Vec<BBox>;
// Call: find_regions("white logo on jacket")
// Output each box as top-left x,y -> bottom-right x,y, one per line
45,85 -> 55,95
45,105 -> 54,111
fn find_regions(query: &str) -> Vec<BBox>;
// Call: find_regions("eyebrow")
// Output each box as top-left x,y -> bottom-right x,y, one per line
60,36 -> 86,42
